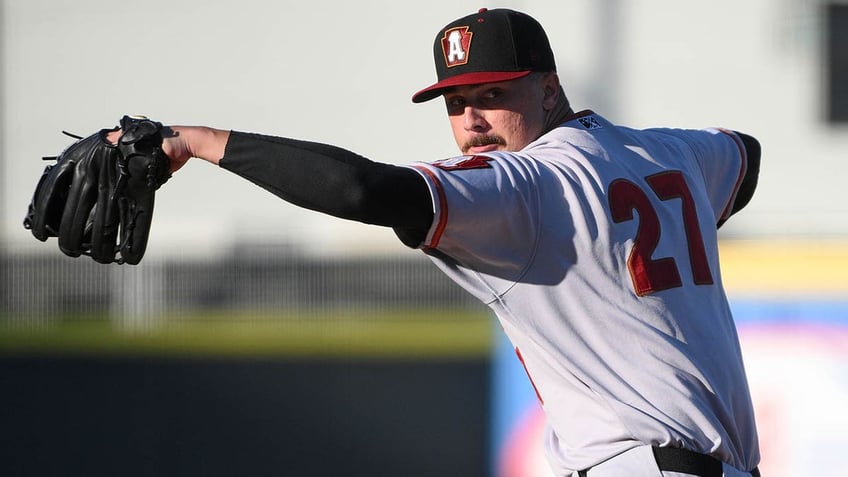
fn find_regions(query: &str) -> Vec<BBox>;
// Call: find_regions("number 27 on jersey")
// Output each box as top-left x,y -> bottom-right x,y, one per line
608,170 -> 714,296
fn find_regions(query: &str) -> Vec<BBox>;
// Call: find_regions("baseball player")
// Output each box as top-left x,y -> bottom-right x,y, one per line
109,8 -> 763,477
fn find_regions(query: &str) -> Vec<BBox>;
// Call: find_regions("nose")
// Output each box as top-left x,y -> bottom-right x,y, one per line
463,106 -> 489,132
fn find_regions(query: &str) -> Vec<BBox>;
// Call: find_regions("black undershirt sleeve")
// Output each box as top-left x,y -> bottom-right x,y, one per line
218,131 -> 433,247
717,131 -> 761,228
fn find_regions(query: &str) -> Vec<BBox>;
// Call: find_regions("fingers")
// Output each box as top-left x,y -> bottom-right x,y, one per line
57,143 -> 101,257
25,160 -> 76,241
46,131 -> 123,262
56,134 -> 119,259
118,190 -> 156,266
116,147 -> 166,265
87,145 -> 122,263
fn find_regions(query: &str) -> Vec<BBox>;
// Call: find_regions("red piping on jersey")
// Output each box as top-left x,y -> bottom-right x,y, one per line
515,347 -> 544,405
413,165 -> 449,249
716,129 -> 748,222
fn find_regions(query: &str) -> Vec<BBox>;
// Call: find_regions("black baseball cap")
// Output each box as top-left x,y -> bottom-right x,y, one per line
412,8 -> 557,103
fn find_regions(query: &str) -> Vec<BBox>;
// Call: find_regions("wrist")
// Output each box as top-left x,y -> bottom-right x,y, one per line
171,126 -> 230,166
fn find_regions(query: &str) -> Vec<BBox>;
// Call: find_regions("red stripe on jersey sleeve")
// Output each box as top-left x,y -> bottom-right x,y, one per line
413,165 -> 449,249
716,129 -> 748,222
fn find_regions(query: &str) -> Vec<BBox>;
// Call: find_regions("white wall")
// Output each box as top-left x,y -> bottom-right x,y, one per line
2,0 -> 845,259
616,0 -> 848,239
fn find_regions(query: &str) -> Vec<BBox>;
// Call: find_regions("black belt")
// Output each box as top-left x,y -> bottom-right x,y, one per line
578,447 -> 760,477
652,446 -> 760,477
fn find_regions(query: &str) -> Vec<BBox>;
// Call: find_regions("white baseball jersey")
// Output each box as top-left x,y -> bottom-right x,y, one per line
406,111 -> 759,474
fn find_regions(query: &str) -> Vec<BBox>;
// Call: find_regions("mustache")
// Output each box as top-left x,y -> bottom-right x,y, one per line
462,135 -> 506,153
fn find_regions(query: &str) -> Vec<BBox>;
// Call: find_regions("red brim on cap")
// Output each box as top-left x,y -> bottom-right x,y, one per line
411,70 -> 532,103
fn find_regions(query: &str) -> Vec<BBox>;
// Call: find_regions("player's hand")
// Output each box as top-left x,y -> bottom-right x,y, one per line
107,124 -> 192,173
26,116 -> 171,264
160,127 -> 193,173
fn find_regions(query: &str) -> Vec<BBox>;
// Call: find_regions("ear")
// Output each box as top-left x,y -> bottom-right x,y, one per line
541,73 -> 560,111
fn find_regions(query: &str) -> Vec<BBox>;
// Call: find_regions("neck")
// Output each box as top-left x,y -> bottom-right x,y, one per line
542,85 -> 574,133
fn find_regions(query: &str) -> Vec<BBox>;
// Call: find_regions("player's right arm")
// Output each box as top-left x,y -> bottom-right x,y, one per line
679,128 -> 761,228
154,126 -> 435,247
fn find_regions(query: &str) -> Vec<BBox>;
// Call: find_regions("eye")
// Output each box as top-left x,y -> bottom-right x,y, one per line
446,96 -> 465,107
445,96 -> 466,114
482,88 -> 504,103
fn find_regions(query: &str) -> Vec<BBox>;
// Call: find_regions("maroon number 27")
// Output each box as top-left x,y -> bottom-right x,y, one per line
608,171 -> 713,296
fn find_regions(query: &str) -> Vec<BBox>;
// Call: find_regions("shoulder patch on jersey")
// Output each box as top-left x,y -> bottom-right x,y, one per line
578,116 -> 603,130
432,155 -> 493,171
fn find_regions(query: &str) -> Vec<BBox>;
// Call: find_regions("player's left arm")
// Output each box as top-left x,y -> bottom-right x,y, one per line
716,131 -> 760,228
146,125 -> 434,244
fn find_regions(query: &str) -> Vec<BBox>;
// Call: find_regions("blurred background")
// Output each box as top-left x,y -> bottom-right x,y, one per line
1,1 -> 846,476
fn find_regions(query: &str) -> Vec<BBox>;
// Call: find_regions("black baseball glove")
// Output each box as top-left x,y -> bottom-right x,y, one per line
23,115 -> 171,265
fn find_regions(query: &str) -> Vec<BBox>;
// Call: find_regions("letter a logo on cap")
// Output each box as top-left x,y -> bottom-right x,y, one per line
441,26 -> 472,67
